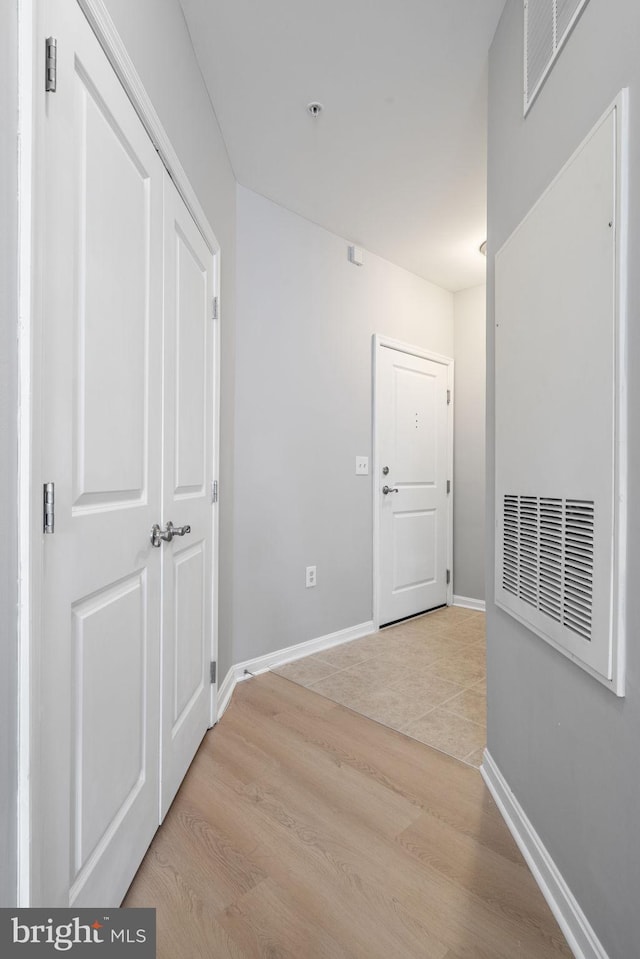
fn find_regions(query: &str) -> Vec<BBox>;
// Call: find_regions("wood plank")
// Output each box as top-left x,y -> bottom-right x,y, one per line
224,690 -> 423,839
125,673 -> 572,959
267,677 -> 520,863
398,810 -> 567,944
184,768 -> 451,959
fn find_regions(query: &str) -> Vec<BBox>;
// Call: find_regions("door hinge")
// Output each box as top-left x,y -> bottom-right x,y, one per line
446,569 -> 451,585
447,389 -> 451,405
447,479 -> 451,494
211,479 -> 218,503
43,482 -> 55,534
212,296 -> 219,320
210,661 -> 217,684
45,37 -> 57,93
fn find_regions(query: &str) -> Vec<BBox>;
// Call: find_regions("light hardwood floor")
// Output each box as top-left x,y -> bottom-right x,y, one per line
124,673 -> 571,959
274,606 -> 486,766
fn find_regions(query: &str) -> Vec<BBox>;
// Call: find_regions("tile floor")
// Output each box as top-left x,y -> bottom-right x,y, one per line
272,606 -> 486,767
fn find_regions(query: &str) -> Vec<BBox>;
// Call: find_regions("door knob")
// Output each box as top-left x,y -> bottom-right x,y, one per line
382,485 -> 399,495
150,521 -> 192,547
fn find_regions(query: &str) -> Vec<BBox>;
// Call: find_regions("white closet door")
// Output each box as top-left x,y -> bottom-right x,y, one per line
160,173 -> 215,819
39,0 -> 164,906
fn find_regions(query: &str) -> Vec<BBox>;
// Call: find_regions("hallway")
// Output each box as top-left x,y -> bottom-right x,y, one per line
124,672 -> 571,958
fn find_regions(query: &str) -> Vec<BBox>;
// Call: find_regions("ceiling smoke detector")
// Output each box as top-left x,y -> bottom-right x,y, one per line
306,102 -> 324,118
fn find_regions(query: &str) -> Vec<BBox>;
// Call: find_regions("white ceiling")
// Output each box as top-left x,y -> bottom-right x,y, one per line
178,0 -> 506,292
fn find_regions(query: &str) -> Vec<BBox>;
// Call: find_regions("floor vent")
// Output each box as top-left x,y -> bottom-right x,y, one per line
502,495 -> 594,641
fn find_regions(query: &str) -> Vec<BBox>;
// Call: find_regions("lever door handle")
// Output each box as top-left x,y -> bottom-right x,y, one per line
382,485 -> 399,495
168,522 -> 191,538
150,521 -> 192,547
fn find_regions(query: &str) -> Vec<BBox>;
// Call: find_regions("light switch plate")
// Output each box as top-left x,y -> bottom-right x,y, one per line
356,456 -> 369,475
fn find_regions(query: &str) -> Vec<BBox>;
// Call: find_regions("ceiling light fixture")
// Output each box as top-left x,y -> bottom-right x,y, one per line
306,102 -> 324,118
479,240 -> 487,256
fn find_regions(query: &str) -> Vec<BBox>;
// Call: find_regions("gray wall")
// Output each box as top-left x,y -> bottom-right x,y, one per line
102,0 -> 237,681
453,285 -> 485,603
487,2 -> 640,956
0,0 -> 18,911
234,186 -> 454,663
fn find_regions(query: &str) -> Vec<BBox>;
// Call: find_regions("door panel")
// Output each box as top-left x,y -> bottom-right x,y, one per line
393,366 -> 438,481
392,509 -> 437,590
40,0 -> 163,907
174,228 -> 208,494
160,174 -> 214,820
75,74 -> 149,505
71,573 -> 147,877
378,346 -> 450,625
173,543 -> 205,722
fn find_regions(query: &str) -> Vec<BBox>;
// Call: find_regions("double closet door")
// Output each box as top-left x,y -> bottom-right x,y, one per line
37,0 -> 217,908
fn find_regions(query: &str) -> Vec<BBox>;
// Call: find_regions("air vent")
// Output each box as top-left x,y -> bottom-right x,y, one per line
539,498 -> 562,623
556,0 -> 584,37
495,94 -> 625,691
501,495 -> 594,640
525,0 -> 553,103
524,0 -> 591,114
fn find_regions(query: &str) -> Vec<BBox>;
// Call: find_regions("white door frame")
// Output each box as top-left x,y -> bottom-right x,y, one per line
17,0 -> 221,905
372,334 -> 454,629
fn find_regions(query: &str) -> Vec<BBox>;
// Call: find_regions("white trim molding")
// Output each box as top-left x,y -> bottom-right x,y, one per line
481,750 -> 611,959
216,620 -> 375,721
453,595 -> 486,612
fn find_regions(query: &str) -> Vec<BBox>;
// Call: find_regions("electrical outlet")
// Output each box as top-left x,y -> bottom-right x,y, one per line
355,456 -> 369,475
305,566 -> 317,588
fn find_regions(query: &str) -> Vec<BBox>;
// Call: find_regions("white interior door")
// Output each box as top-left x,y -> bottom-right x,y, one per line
35,0 -> 219,907
160,173 -> 216,819
376,344 -> 451,626
39,0 -> 164,906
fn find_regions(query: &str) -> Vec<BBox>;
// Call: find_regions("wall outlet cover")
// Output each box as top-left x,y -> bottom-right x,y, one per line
356,456 -> 369,475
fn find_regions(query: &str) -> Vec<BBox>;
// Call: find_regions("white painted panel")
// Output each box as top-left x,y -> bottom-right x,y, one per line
175,229 -> 207,495
72,574 -> 146,875
74,73 -> 149,508
173,543 -> 205,728
392,510 -> 436,591
495,98 -> 626,692
393,366 -> 437,483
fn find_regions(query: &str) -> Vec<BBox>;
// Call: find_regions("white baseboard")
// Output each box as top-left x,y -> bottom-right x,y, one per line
481,750 -> 610,959
216,664 -> 248,720
216,620 -> 375,722
453,594 -> 486,612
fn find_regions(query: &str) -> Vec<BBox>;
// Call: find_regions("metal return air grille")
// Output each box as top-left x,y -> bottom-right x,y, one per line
502,495 -> 594,640
524,0 -> 591,113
